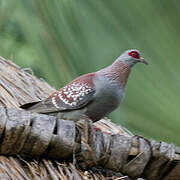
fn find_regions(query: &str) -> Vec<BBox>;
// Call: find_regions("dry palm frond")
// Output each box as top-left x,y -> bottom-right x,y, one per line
0,56 -> 180,179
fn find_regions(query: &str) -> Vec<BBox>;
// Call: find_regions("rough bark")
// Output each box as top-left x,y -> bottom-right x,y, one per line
0,56 -> 179,180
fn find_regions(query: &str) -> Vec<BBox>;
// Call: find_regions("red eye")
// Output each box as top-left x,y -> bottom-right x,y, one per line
128,51 -> 140,59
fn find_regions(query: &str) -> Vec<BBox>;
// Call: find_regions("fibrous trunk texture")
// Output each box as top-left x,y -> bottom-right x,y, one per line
0,56 -> 179,180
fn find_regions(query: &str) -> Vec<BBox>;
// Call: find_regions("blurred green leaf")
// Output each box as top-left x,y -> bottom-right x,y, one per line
1,0 -> 180,145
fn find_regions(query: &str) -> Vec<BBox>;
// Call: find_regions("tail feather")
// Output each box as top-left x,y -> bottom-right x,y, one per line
20,101 -> 40,110
20,100 -> 60,114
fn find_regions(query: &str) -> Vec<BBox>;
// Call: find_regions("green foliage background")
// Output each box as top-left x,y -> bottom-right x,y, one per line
1,0 -> 180,144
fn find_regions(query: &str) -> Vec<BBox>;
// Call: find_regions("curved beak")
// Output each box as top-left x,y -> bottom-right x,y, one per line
139,57 -> 148,65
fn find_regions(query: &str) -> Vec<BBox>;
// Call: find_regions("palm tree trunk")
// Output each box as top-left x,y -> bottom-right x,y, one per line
0,56 -> 179,180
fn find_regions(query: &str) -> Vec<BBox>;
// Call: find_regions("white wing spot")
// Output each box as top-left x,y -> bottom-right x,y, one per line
57,82 -> 92,106
52,97 -> 60,108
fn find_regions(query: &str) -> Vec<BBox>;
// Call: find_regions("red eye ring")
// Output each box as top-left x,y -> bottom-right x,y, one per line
128,51 -> 140,59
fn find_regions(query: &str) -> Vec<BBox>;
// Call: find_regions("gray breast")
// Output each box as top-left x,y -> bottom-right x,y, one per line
85,74 -> 125,121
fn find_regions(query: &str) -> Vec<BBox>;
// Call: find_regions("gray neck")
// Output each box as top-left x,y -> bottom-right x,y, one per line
97,60 -> 131,87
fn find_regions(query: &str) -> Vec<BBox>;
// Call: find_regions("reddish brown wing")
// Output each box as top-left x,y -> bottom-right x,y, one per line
21,73 -> 96,113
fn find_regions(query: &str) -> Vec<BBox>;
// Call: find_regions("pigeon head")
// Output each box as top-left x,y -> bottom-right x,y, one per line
118,49 -> 148,67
